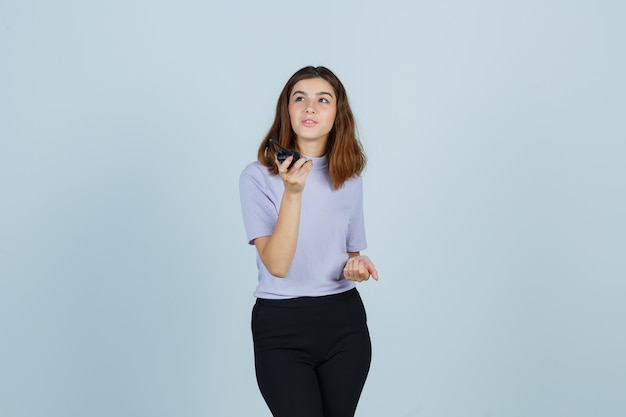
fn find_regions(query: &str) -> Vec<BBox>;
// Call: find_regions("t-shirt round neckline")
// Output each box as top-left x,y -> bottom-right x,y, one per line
303,154 -> 327,170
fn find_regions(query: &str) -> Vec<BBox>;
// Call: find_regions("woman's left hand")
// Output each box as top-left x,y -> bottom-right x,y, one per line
344,256 -> 379,282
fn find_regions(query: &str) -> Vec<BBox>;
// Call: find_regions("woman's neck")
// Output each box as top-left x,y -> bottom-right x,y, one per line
296,137 -> 327,157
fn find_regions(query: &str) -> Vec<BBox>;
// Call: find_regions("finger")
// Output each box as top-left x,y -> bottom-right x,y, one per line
345,258 -> 356,271
348,261 -> 359,279
347,258 -> 362,281
349,262 -> 361,282
275,156 -> 294,173
292,158 -> 312,175
359,257 -> 378,281
370,267 -> 379,281
344,261 -> 358,281
361,261 -> 378,281
343,264 -> 351,280
344,269 -> 355,281
358,262 -> 369,281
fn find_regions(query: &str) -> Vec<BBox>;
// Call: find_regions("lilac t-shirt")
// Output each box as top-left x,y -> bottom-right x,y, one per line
239,155 -> 367,299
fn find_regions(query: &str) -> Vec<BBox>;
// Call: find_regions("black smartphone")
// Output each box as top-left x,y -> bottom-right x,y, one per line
268,139 -> 301,169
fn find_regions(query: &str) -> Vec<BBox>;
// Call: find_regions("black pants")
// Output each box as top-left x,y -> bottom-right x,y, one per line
251,288 -> 372,417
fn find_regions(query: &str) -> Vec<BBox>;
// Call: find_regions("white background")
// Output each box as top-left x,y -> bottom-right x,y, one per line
1,1 -> 625,416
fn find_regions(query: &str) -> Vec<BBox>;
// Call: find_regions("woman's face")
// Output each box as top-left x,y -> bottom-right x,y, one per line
288,77 -> 337,147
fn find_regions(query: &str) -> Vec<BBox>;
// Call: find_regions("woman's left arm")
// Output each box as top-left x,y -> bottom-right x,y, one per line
344,252 -> 379,282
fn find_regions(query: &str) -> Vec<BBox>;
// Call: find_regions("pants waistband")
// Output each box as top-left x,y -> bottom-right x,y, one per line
255,288 -> 358,308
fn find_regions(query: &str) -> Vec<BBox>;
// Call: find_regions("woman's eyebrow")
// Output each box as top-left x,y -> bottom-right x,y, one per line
291,90 -> 334,98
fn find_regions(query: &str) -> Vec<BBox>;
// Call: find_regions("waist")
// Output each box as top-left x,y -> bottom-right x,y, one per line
255,288 -> 358,308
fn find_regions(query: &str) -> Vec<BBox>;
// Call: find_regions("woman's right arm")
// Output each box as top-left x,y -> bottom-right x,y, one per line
254,156 -> 312,278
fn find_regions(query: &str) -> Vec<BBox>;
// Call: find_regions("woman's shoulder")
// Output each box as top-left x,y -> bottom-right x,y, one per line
241,160 -> 267,178
240,161 -> 274,190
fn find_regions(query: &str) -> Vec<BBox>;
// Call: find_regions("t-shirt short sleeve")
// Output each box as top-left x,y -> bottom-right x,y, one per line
239,163 -> 278,245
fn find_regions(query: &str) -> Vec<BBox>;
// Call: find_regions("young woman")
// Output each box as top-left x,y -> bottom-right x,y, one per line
239,66 -> 378,417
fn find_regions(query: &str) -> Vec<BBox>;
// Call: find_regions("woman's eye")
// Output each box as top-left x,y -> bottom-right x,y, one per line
294,96 -> 305,102
319,98 -> 329,103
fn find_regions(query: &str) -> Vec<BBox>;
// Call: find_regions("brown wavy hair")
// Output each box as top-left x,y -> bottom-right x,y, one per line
257,66 -> 366,190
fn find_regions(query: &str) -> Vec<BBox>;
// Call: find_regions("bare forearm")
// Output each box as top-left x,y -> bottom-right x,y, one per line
258,192 -> 302,277
255,155 -> 312,277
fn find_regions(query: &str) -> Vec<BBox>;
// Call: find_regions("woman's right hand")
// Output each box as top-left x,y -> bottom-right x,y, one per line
277,156 -> 313,194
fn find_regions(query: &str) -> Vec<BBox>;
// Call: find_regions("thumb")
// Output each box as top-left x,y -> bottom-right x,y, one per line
368,264 -> 379,281
362,258 -> 378,281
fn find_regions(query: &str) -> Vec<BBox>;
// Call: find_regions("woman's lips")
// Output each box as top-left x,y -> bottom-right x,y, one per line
302,119 -> 318,126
